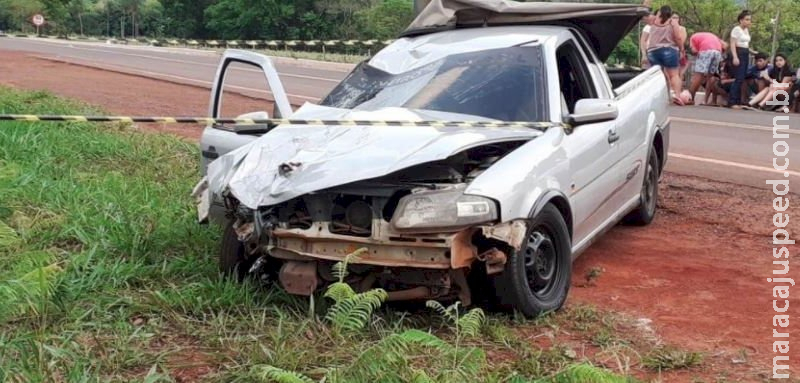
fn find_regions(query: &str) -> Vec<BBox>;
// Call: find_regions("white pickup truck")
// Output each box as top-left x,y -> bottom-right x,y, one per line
193,0 -> 670,317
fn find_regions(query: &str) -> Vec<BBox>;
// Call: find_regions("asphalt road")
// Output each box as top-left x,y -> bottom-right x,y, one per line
1,36 -> 798,189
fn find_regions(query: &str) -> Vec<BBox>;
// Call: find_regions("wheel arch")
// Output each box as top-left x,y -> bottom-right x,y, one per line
652,129 -> 665,176
529,190 -> 573,242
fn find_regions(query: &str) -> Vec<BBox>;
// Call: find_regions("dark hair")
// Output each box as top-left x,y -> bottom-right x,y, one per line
738,10 -> 751,22
773,53 -> 793,80
755,52 -> 769,61
774,53 -> 791,68
659,6 -> 673,23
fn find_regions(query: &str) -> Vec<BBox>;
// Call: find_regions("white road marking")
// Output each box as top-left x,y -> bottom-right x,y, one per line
670,116 -> 800,135
10,38 -> 343,83
36,55 -> 321,103
669,152 -> 800,177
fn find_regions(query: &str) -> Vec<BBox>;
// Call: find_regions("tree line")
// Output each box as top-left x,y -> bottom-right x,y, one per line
0,0 -> 415,41
2,0 -> 799,66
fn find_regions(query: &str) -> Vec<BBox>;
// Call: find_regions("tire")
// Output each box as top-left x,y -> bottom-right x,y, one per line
624,148 -> 660,226
492,204 -> 572,318
219,221 -> 255,281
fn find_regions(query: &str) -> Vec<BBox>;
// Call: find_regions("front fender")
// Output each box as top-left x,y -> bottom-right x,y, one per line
465,127 -> 572,223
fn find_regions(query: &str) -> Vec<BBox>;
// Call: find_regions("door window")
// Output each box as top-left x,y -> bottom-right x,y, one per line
556,41 -> 597,116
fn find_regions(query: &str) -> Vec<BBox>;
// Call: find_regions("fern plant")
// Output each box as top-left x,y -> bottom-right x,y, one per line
425,301 -> 487,381
254,366 -> 316,383
255,253 -> 491,383
323,248 -> 388,334
426,300 -> 486,338
534,363 -> 631,383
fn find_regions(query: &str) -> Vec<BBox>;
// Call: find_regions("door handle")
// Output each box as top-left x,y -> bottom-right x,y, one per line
608,129 -> 620,144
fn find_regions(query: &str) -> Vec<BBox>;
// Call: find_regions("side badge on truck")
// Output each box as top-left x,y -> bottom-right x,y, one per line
626,161 -> 642,181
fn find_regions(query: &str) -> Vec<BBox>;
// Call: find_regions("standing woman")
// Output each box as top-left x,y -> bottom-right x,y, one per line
728,10 -> 753,108
646,6 -> 686,105
672,13 -> 690,81
640,10 -> 658,68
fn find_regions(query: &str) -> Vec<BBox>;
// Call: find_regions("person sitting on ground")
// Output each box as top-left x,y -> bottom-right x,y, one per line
792,67 -> 800,113
707,59 -> 735,106
745,52 -> 772,98
748,53 -> 794,111
687,31 -> 726,101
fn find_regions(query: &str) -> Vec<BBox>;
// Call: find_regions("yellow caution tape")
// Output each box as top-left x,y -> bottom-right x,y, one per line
0,114 -> 568,132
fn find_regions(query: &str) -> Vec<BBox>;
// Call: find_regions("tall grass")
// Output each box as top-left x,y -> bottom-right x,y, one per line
0,87 -> 264,381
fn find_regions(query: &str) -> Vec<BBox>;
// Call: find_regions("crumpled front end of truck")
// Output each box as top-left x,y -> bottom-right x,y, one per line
192,104 -> 541,303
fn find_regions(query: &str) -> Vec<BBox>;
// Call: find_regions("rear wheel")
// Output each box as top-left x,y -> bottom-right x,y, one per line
624,148 -> 660,226
219,221 -> 255,281
493,204 -> 572,318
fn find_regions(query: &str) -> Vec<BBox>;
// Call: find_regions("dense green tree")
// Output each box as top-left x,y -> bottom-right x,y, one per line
204,0 -> 295,40
0,0 -> 44,32
159,0 -> 213,38
4,0 -> 798,69
356,0 -> 415,40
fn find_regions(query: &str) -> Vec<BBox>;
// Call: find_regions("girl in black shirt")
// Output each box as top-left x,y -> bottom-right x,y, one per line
749,54 -> 795,110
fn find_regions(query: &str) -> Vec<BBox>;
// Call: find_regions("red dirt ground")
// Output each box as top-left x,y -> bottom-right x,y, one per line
2,50 -> 797,382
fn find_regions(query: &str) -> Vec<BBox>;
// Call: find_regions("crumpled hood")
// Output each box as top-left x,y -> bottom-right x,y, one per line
208,104 -> 543,209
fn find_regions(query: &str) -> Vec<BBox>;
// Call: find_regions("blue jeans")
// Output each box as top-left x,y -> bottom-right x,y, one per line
647,47 -> 680,69
729,48 -> 750,105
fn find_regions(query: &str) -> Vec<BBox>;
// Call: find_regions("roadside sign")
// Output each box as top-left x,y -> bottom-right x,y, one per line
32,14 -> 44,36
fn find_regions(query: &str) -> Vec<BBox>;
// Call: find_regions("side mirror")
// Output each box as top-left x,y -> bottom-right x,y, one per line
567,99 -> 618,126
236,111 -> 269,120
232,111 -> 271,134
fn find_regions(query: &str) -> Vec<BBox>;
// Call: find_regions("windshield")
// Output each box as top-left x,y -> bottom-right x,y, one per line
319,47 -> 547,122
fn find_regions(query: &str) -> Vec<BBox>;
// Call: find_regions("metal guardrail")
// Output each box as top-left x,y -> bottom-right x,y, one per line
7,34 -> 396,50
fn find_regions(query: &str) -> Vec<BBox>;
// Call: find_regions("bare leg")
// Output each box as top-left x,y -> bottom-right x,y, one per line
715,82 -> 729,105
689,72 -> 705,100
759,86 -> 778,108
660,69 -> 671,91
665,67 -> 683,104
749,87 -> 769,106
705,77 -> 717,105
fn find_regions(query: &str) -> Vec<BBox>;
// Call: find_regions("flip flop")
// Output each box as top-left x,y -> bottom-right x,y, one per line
672,96 -> 686,106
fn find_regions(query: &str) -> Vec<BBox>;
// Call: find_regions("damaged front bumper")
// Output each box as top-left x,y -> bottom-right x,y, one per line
266,218 -> 527,271
193,176 -> 529,303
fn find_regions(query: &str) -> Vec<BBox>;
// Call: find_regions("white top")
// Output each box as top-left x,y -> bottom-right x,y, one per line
731,26 -> 750,48
643,25 -> 651,34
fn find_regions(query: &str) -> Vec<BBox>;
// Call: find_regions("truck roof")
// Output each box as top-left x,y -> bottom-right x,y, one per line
401,0 -> 649,62
369,25 -> 563,75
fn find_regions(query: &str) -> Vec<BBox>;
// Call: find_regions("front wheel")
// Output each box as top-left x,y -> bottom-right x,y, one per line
219,221 -> 255,281
492,204 -> 572,318
624,149 -> 660,226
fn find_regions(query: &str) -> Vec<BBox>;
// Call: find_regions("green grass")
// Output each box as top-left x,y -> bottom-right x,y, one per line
0,86 -> 697,382
641,346 -> 704,371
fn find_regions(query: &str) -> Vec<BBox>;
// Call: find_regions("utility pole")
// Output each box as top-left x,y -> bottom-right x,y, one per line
770,8 -> 781,60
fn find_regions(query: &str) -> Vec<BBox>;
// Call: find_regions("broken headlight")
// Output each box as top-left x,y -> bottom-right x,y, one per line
390,189 -> 498,232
